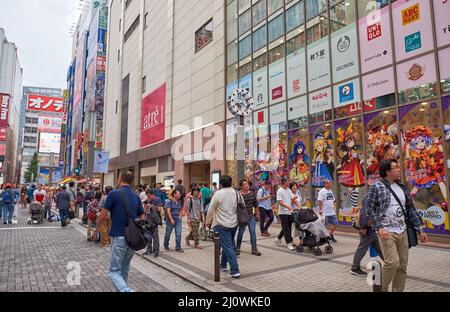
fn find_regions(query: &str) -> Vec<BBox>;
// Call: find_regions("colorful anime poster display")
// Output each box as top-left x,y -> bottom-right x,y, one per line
226,120 -> 237,184
270,132 -> 288,188
335,117 -> 365,225
400,102 -> 449,235
310,124 -> 334,188
288,129 -> 311,207
244,115 -> 254,185
364,111 -> 399,185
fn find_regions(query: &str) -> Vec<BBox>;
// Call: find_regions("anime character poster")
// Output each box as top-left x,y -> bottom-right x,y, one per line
226,120 -> 237,184
364,110 -> 399,185
270,132 -> 288,188
288,129 -> 311,207
310,124 -> 334,188
335,117 -> 365,225
400,101 -> 449,235
245,117 -> 255,186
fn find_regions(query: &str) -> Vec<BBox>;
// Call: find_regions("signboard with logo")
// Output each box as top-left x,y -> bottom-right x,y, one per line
73,31 -> 87,108
309,87 -> 332,114
362,66 -> 395,101
434,0 -> 450,48
38,116 -> 62,133
287,48 -> 306,98
392,0 -> 433,61
307,37 -> 330,91
253,67 -> 268,110
0,94 -> 10,141
27,94 -> 64,113
141,83 -> 166,148
331,23 -> 359,83
288,96 -> 308,129
38,167 -> 50,185
93,150 -> 109,173
396,53 -> 437,91
269,58 -> 286,105
334,79 -> 361,108
254,108 -> 269,138
96,56 -> 107,71
269,103 -> 287,130
439,48 -> 450,81
39,133 -> 61,154
359,6 -> 393,74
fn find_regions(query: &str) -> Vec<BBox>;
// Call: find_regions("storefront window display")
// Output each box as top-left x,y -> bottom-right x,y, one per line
288,95 -> 309,130
335,117 -> 365,225
400,101 -> 449,235
364,109 -> 399,186
270,132 -> 289,188
439,48 -> 450,95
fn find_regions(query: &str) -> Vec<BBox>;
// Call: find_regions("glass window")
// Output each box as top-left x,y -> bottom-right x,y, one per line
287,30 -> 306,54
239,9 -> 251,35
253,53 -> 268,70
268,13 -> 285,42
253,25 -> 267,52
268,44 -> 285,64
357,0 -> 388,18
439,48 -> 450,95
253,0 -> 267,26
195,19 -> 213,53
227,64 -> 238,83
239,0 -> 251,11
286,1 -> 304,32
227,1 -> 238,43
288,96 -> 309,129
227,42 -> 238,65
239,62 -> 253,77
306,0 -> 327,21
330,0 -> 356,33
239,35 -> 252,60
306,14 -> 328,44
268,0 -> 284,16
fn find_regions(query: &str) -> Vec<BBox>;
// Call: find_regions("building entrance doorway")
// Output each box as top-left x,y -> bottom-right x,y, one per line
187,161 -> 210,186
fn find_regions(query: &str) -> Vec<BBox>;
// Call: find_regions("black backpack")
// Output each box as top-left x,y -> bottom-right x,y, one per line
118,190 -> 148,251
146,206 -> 162,228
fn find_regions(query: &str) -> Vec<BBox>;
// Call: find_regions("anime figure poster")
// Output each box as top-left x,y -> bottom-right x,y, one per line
364,111 -> 399,185
310,124 -> 334,188
335,117 -> 365,225
270,133 -> 289,188
288,129 -> 310,187
400,101 -> 449,235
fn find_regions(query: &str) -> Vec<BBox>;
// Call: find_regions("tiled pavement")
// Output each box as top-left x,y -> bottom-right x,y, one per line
0,205 -> 204,292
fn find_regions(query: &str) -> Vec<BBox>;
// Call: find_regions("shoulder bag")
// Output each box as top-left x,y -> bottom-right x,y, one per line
118,190 -> 148,251
236,190 -> 248,225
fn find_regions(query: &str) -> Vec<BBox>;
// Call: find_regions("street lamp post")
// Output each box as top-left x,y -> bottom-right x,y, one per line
86,111 -> 96,181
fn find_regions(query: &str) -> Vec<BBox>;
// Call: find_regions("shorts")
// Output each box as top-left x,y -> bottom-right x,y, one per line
325,215 -> 338,226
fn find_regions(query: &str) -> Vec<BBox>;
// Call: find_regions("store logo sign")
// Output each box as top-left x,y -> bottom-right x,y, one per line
310,49 -> 326,61
337,36 -> 351,52
292,80 -> 300,94
402,3 -> 420,26
367,22 -> 382,41
272,86 -> 283,100
312,92 -> 328,101
339,83 -> 354,103
407,63 -> 424,81
405,31 -> 422,53
443,24 -> 450,35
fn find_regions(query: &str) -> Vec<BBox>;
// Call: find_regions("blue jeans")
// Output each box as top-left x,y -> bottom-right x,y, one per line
2,204 -> 14,223
109,237 -> 135,292
236,215 -> 257,249
164,216 -> 182,249
214,225 -> 240,275
59,208 -> 69,226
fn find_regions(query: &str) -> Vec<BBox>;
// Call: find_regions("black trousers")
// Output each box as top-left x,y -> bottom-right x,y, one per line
352,231 -> 384,270
259,208 -> 274,233
277,214 -> 293,244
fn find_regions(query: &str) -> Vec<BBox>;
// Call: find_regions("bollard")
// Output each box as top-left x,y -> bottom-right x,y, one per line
214,232 -> 220,282
369,244 -> 382,292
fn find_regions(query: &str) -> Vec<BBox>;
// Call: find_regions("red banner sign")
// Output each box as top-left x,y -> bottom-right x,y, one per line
0,144 -> 6,156
0,94 -> 11,141
141,84 -> 166,148
27,94 -> 64,112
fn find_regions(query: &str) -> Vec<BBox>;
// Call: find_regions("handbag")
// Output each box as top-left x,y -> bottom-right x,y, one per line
68,209 -> 76,220
381,180 -> 418,249
118,190 -> 148,251
236,190 -> 249,225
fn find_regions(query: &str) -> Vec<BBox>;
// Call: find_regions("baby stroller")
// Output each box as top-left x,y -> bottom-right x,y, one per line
199,223 -> 215,241
27,201 -> 44,224
293,209 -> 333,256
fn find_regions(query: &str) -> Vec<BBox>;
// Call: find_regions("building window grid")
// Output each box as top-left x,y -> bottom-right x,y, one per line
227,0 -> 449,213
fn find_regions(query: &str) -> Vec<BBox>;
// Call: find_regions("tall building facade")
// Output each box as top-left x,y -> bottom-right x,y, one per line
103,0 -> 226,188
224,0 -> 450,238
0,28 -> 23,185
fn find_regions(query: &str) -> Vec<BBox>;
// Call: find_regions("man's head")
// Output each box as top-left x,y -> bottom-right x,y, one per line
204,182 -> 209,188
61,185 -> 67,190
240,180 -> 250,192
146,189 -> 155,199
178,179 -> 183,185
199,183 -> 203,188
105,186 -> 114,195
219,175 -> 232,188
172,189 -> 182,201
264,180 -> 270,189
156,183 -> 162,189
5,183 -> 12,189
380,159 -> 401,181
212,182 -> 217,188
281,177 -> 288,188
323,179 -> 333,190
69,181 -> 75,188
118,171 -> 134,186
37,184 -> 43,190
191,186 -> 200,198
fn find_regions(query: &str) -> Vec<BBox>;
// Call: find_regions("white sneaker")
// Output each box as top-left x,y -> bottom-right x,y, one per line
227,272 -> 240,278
287,243 -> 295,251
275,238 -> 281,245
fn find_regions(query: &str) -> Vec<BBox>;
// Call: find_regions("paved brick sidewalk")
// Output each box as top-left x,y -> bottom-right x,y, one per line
0,205 -> 204,292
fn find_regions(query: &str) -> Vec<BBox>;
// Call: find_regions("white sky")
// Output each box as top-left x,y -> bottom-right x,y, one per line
0,0 -> 84,89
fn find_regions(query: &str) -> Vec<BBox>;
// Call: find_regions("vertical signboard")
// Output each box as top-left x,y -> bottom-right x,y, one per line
434,0 -> 450,48
307,37 -> 330,91
331,23 -> 359,82
269,58 -> 286,105
141,84 -> 166,148
0,94 -> 10,141
253,67 -> 268,109
287,48 -> 307,98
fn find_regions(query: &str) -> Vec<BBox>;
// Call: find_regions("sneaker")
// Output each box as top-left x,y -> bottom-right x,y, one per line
176,248 -> 184,253
287,243 -> 295,251
164,246 -> 170,251
275,238 -> 282,245
251,249 -> 261,256
8,221 -> 12,224
143,250 -> 153,255
261,232 -> 270,237
235,246 -> 241,256
220,267 -> 228,272
3,222 -> 7,225
350,268 -> 368,276
227,272 -> 241,279
331,235 -> 337,243
153,253 -> 159,258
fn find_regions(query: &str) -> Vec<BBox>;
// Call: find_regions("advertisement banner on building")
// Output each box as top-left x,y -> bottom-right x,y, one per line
439,48 -> 450,81
392,0 -> 433,62
38,116 -> 62,133
93,150 -> 109,173
434,0 -> 450,47
362,66 -> 395,101
331,23 -> 359,82
396,53 -> 437,91
73,31 -> 87,107
253,67 -> 268,110
254,108 -> 269,138
0,94 -> 10,141
27,94 -> 64,113
38,153 -> 59,167
287,48 -> 306,98
288,95 -> 308,120
0,144 -> 5,156
39,133 -> 61,154
38,167 -> 50,185
141,83 -> 166,148
359,5 -> 393,74
307,37 -> 330,91
98,29 -> 107,53
269,102 -> 287,130
96,56 -> 107,71
52,167 -> 63,183
269,58 -> 286,105
309,87 -> 332,114
333,78 -> 361,108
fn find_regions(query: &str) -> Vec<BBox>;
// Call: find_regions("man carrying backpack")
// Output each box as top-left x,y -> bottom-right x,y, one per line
185,186 -> 205,249
2,183 -> 16,224
143,189 -> 162,258
366,159 -> 428,292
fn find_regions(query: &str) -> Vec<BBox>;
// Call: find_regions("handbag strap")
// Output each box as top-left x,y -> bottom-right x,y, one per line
380,180 -> 409,223
118,189 -> 133,219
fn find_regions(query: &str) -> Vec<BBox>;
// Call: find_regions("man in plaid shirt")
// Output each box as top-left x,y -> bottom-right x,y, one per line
366,159 -> 427,292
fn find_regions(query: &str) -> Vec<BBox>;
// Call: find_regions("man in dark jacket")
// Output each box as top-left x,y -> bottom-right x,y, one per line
56,185 -> 71,227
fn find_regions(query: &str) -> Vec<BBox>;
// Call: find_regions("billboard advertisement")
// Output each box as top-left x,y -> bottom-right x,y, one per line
331,23 -> 359,82
287,48 -> 307,98
38,116 -> 62,133
93,150 -> 109,173
38,167 -> 50,185
392,0 -> 433,61
396,53 -> 437,91
309,87 -> 332,114
307,37 -> 330,91
38,153 -> 60,167
141,83 -> 166,148
27,94 -> 64,113
434,0 -> 450,48
52,167 -> 63,183
0,94 -> 10,141
362,66 -> 395,101
269,58 -> 286,105
73,31 -> 87,107
39,133 -> 61,154
253,67 -> 268,110
333,78 -> 361,108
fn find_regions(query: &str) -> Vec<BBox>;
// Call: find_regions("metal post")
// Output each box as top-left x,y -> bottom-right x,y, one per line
214,232 -> 220,282
236,115 -> 245,183
372,260 -> 383,292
